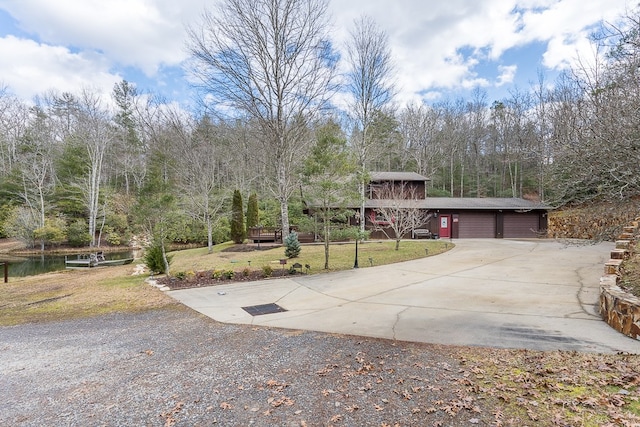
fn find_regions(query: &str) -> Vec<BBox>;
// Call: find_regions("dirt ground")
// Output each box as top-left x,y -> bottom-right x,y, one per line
0,238 -> 26,253
2,307 -> 488,427
3,306 -> 640,427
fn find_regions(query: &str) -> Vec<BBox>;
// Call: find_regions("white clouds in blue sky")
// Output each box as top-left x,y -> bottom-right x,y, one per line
0,0 -> 632,106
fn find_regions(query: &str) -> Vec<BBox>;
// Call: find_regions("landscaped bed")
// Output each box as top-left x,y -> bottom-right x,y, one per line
161,239 -> 452,290
157,265 -> 297,290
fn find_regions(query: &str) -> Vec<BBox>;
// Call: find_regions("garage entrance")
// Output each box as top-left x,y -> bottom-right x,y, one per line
458,212 -> 496,238
503,213 -> 541,238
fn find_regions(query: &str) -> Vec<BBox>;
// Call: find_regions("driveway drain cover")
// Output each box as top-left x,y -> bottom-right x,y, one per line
242,303 -> 287,316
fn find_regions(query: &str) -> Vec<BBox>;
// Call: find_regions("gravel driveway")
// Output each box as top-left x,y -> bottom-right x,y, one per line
1,307 -> 488,426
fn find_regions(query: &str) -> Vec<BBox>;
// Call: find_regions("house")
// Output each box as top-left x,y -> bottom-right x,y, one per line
358,172 -> 550,239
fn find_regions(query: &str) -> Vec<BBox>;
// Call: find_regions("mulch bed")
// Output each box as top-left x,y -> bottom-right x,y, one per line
158,243 -> 305,290
157,268 -> 304,290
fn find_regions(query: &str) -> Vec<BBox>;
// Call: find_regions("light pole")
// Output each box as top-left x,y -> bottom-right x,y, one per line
354,211 -> 360,269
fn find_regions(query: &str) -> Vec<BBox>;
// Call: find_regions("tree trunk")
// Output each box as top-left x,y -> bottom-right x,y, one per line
323,213 -> 330,270
161,239 -> 170,276
395,238 -> 400,251
207,214 -> 213,254
359,163 -> 366,233
277,162 -> 290,241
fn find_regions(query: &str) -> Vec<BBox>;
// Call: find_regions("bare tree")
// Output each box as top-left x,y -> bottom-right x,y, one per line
0,88 -> 29,177
399,103 -> 440,179
345,15 -> 395,232
187,0 -> 337,240
370,182 -> 431,251
12,104 -> 57,250
71,89 -> 115,247
547,7 -> 640,205
169,112 -> 228,253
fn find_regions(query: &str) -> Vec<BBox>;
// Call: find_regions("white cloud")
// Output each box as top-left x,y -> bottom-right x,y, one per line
497,65 -> 517,86
0,35 -> 120,100
0,0 -> 207,74
329,0 -> 630,104
0,0 -> 633,105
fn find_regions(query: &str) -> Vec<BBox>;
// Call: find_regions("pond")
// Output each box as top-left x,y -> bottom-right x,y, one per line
0,250 -> 137,278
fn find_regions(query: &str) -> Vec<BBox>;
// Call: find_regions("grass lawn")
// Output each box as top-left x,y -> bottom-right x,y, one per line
0,264 -> 179,327
168,239 -> 452,274
0,239 -> 452,327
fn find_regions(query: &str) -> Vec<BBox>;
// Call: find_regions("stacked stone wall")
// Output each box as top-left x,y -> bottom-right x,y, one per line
599,220 -> 640,339
549,200 -> 640,240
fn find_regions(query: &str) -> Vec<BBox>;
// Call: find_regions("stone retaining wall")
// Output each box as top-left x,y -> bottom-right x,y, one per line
599,221 -> 640,339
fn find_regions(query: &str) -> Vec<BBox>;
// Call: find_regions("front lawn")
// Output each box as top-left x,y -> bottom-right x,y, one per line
167,239 -> 453,275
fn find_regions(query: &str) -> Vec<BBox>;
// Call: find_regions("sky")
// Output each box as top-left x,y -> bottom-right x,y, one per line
0,0 -> 633,109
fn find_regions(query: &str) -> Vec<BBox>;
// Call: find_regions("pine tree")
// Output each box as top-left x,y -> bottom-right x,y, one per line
230,190 -> 245,244
284,231 -> 301,258
246,192 -> 259,230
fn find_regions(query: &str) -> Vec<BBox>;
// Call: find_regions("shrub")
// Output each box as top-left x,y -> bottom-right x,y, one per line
144,245 -> 172,274
175,271 -> 187,280
230,190 -> 245,244
246,193 -> 259,230
211,270 -> 224,280
242,267 -> 251,277
33,219 -> 66,247
106,231 -> 121,246
67,220 -> 92,247
328,227 -> 369,242
426,187 -> 451,197
284,231 -> 301,258
212,217 -> 231,244
262,265 -> 273,277
223,270 -> 235,280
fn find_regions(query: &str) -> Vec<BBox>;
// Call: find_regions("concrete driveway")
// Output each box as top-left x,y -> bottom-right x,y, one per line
168,239 -> 640,353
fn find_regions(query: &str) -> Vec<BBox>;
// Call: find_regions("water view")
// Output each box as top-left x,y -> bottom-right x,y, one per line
0,251 -> 136,278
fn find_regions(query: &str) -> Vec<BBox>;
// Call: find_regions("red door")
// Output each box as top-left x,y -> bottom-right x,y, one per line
439,215 -> 451,238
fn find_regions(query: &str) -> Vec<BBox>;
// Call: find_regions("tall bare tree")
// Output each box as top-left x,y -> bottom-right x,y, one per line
370,182 -> 431,251
12,104 -> 57,250
187,0 -> 336,240
0,88 -> 29,177
170,113 -> 228,253
70,90 -> 115,247
399,103 -> 441,180
345,15 -> 395,231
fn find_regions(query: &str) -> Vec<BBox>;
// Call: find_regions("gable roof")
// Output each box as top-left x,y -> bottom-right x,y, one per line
369,171 -> 429,182
364,197 -> 550,211
422,197 -> 550,210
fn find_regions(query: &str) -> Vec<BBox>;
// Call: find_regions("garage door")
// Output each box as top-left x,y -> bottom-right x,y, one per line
458,212 -> 495,238
503,213 -> 540,238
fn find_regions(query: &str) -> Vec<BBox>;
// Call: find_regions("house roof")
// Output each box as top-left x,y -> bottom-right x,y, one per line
369,171 -> 429,182
364,197 -> 551,211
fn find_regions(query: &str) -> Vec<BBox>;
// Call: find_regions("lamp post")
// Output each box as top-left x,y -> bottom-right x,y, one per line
354,211 -> 360,269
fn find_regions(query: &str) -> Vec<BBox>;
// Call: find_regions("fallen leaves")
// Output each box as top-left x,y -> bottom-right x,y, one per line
160,401 -> 184,427
269,396 -> 295,407
156,342 -> 639,426
456,348 -> 640,426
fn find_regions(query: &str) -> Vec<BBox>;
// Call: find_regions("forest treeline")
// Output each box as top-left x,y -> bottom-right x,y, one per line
0,2 -> 639,252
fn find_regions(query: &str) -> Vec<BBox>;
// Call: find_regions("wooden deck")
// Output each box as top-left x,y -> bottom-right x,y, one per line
247,227 -> 315,244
